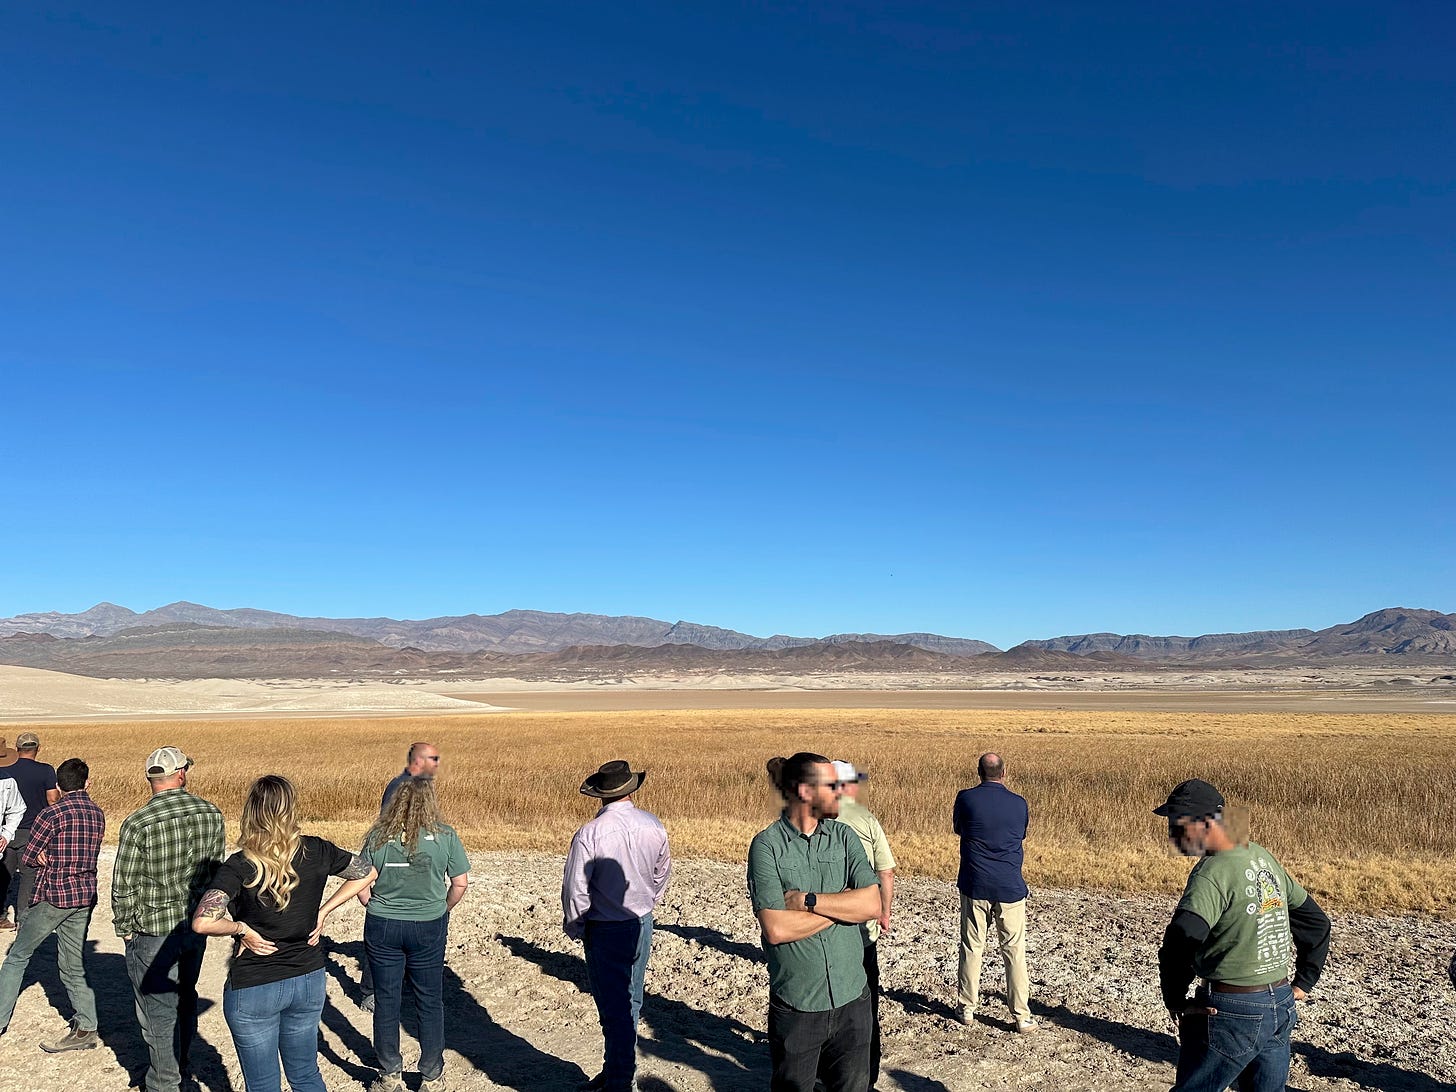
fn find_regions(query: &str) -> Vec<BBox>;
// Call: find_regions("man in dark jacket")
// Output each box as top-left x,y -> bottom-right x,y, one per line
952,752 -> 1036,1032
1155,779 -> 1331,1092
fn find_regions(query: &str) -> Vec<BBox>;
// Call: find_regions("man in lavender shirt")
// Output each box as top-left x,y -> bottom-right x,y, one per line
562,760 -> 672,1092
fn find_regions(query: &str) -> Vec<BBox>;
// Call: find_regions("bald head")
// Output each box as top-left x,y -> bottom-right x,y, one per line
978,753 -> 1005,782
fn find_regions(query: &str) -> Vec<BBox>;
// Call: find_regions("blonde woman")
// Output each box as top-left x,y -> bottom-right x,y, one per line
193,775 -> 376,1092
360,776 -> 469,1092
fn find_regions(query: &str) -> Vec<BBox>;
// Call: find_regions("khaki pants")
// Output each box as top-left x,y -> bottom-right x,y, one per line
957,894 -> 1031,1024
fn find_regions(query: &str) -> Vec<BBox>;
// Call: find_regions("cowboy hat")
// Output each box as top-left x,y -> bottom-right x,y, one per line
580,760 -> 646,800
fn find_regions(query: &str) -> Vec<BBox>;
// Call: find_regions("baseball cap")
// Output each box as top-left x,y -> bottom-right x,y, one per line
15,732 -> 40,750
831,760 -> 869,783
1153,779 -> 1225,820
145,746 -> 194,778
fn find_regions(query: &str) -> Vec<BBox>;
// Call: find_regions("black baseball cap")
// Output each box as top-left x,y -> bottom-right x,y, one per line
1153,779 -> 1225,820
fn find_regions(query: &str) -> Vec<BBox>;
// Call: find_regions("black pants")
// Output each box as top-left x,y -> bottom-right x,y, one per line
768,987 -> 872,1092
863,942 -> 881,1088
0,830 -> 36,925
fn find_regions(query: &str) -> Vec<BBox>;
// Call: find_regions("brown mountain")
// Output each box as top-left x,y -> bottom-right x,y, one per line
0,602 -> 998,657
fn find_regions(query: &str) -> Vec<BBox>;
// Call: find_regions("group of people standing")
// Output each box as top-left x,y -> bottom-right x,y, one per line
0,731 -> 1334,1092
569,750 -> 1331,1092
0,735 -> 467,1092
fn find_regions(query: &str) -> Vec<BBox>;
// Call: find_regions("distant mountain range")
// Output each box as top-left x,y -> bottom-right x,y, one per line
0,601 -> 999,656
0,602 -> 1450,680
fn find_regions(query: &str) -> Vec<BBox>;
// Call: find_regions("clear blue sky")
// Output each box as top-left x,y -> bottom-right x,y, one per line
3,2 -> 1452,647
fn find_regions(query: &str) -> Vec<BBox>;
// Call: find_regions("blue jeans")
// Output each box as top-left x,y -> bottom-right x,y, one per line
1173,984 -> 1298,1092
0,901 -> 96,1033
126,927 -> 207,1092
583,913 -> 654,1092
365,912 -> 447,1081
223,969 -> 327,1092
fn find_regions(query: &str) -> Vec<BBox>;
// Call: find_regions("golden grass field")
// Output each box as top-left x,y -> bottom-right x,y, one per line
21,708 -> 1456,915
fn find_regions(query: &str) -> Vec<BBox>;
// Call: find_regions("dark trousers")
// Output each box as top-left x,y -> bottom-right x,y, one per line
125,927 -> 207,1092
583,914 -> 654,1092
863,942 -> 881,1088
0,829 -> 37,926
768,987 -> 872,1092
365,912 -> 447,1081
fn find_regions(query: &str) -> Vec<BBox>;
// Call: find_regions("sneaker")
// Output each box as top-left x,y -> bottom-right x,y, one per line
1015,1018 -> 1040,1034
955,1004 -> 975,1026
421,1075 -> 448,1092
0,919 -> 15,931
368,1074 -> 406,1092
40,1024 -> 99,1053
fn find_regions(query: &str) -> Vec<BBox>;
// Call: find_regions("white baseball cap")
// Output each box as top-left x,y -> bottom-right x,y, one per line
145,746 -> 194,778
832,760 -> 868,783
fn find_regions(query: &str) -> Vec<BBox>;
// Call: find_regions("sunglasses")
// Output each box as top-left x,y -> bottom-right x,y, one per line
818,780 -> 846,791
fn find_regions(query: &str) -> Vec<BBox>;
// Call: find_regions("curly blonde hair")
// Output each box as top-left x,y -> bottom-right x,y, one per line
366,776 -> 446,855
239,775 -> 303,911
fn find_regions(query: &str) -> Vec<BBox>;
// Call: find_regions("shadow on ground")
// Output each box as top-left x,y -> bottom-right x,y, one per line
28,936 -> 234,1092
499,934 -> 768,1092
326,936 -> 590,1091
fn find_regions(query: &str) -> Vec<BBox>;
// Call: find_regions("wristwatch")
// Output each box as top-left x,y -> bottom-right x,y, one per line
804,892 -> 817,911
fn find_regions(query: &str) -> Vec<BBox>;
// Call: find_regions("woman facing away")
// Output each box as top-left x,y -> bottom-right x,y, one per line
193,775 -> 377,1092
359,775 -> 470,1092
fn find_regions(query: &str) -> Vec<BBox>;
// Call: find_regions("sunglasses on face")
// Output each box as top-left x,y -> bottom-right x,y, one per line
818,780 -> 845,791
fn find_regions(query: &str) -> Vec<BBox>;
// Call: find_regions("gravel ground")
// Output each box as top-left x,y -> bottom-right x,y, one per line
0,850 -> 1451,1092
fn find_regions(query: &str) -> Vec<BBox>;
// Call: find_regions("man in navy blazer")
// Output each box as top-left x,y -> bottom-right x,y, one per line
952,753 -> 1037,1032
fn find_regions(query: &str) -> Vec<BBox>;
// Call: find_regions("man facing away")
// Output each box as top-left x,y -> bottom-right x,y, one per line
0,757 -> 104,1054
562,760 -> 672,1092
952,752 -> 1037,1032
381,741 -> 441,812
750,753 -> 881,1092
0,732 -> 59,930
112,747 -> 225,1092
1155,779 -> 1330,1092
830,760 -> 896,1092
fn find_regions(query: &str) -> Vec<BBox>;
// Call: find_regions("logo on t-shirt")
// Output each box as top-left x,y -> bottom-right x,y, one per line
1254,861 -> 1284,914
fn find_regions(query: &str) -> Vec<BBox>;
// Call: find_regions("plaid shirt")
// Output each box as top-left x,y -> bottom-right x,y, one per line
112,788 -> 225,937
21,790 -> 106,909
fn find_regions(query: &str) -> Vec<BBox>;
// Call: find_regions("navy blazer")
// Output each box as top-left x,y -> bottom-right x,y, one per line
952,781 -> 1030,902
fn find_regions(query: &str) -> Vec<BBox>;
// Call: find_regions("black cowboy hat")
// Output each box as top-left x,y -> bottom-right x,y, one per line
580,760 -> 646,800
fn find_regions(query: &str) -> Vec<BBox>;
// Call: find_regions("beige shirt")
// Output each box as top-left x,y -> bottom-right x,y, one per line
835,797 -> 895,943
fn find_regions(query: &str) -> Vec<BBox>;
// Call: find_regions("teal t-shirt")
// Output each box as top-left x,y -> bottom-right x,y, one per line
362,824 -> 470,922
1177,841 -> 1308,986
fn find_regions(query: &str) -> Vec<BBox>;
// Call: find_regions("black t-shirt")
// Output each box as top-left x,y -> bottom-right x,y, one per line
211,836 -> 355,989
2,759 -> 58,829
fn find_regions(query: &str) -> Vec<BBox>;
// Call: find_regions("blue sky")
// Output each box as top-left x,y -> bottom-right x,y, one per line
2,2 -> 1452,647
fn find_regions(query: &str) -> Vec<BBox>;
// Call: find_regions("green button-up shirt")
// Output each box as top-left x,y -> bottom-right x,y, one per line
748,811 -> 878,1012
112,788 -> 226,937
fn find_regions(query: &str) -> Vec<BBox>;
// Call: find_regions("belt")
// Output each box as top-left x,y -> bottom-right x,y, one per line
1208,977 -> 1288,994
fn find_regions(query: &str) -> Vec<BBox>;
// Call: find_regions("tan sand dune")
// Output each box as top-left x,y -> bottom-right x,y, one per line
0,665 -> 501,720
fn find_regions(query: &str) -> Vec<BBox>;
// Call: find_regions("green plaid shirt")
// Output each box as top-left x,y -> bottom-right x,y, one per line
112,788 -> 226,937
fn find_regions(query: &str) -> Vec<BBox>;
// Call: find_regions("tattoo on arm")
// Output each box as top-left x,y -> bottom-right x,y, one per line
195,889 -> 233,922
339,854 -> 373,880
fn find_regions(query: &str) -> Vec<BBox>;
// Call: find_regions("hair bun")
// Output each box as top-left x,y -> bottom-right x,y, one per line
765,756 -> 786,791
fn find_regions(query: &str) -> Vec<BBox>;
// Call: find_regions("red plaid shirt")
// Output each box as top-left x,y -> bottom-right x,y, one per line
22,790 -> 106,909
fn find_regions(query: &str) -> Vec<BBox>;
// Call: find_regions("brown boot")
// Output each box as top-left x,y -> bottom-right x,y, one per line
40,1023 -> 99,1053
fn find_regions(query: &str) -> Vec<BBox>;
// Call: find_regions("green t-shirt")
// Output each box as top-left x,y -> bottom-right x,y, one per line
362,824 -> 470,922
747,813 -> 879,1012
1177,841 -> 1308,986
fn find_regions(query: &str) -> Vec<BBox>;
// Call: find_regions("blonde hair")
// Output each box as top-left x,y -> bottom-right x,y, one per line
239,775 -> 303,911
366,776 -> 445,855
